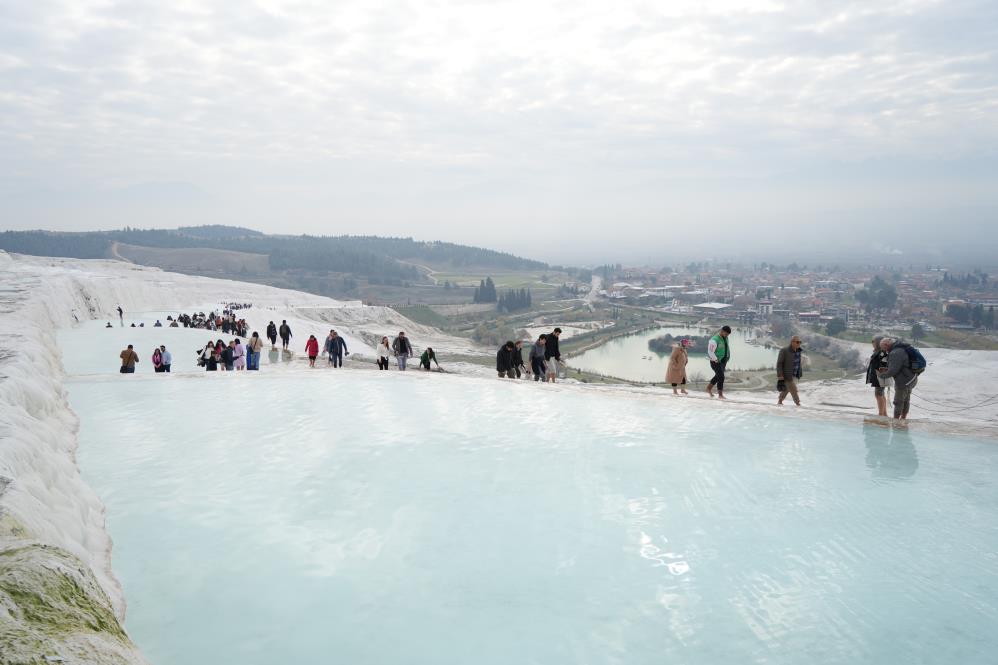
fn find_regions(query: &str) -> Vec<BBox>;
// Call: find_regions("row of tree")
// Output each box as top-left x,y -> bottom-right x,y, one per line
498,289 -> 532,313
473,277 -> 498,303
946,303 -> 996,329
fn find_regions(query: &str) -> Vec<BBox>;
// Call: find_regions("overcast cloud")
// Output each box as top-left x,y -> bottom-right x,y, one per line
1,0 -> 996,264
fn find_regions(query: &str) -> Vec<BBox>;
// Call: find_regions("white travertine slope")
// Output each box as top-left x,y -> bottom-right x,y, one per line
0,252 -> 479,663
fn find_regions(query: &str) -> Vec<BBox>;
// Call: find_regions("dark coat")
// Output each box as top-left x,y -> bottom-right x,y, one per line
545,333 -> 561,361
776,345 -> 802,380
866,349 -> 889,386
325,336 -> 348,354
392,336 -> 413,356
497,346 -> 516,372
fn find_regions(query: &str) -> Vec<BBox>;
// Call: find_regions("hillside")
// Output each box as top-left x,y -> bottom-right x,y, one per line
0,226 -> 550,302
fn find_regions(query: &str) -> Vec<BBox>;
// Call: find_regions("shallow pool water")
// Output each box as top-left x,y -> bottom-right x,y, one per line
69,368 -> 998,665
571,326 -> 778,383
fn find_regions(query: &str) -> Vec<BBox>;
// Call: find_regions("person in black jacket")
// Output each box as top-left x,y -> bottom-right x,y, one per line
278,320 -> 292,349
497,341 -> 517,378
544,328 -> 562,383
865,335 -> 890,417
266,321 -> 278,348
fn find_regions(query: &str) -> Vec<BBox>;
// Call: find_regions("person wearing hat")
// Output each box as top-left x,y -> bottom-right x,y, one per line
666,338 -> 691,394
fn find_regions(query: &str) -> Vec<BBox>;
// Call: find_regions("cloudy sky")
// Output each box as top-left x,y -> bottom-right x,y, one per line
1,0 -> 996,263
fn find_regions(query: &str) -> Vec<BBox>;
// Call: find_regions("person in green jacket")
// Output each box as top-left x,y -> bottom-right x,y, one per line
706,326 -> 731,399
420,347 -> 441,371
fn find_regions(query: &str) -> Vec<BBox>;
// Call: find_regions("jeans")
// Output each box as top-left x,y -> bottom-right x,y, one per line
330,352 -> 343,368
246,351 -> 258,370
709,361 -> 726,392
531,357 -> 545,380
120,366 -> 135,374
162,364 -> 171,373
398,354 -> 408,370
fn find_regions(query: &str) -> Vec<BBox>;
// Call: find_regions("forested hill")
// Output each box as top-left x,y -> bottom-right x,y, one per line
0,226 -> 547,278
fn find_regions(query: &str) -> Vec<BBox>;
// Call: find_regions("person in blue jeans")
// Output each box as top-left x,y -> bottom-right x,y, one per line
246,332 -> 263,370
325,330 -> 349,368
392,331 -> 413,370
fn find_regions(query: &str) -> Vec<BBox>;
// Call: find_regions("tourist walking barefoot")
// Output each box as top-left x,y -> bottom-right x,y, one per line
544,328 -> 562,383
305,335 -> 319,367
376,336 -> 391,370
776,335 -> 803,406
667,338 -> 690,394
279,320 -> 293,350
119,344 -> 139,374
233,338 -> 246,371
865,336 -> 890,416
530,334 -> 547,381
392,331 -> 413,370
267,321 -> 278,348
706,326 -> 731,399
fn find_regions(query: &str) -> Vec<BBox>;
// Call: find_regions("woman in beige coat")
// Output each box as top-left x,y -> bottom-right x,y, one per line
666,339 -> 691,394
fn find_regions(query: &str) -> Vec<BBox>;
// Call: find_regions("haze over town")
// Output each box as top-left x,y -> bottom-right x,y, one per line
2,0 -> 997,264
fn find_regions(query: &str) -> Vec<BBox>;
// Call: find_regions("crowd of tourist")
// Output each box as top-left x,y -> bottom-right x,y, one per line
114,303 -> 927,422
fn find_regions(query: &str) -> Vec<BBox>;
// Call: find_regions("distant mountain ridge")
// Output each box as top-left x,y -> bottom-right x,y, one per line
0,226 -> 547,279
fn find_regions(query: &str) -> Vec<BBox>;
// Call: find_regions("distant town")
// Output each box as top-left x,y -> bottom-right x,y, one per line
593,262 -> 997,347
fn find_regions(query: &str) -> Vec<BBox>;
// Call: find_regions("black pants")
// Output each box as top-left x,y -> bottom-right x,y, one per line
162,364 -> 171,373
498,369 -> 515,378
281,336 -> 289,349
531,357 -> 545,380
377,357 -> 389,370
709,361 -> 726,392
268,334 -> 277,345
330,352 -> 343,367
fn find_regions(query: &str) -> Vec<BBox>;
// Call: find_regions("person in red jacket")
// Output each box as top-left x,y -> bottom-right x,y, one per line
305,335 -> 319,367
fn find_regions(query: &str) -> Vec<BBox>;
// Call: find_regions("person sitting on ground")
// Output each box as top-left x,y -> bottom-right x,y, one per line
305,335 -> 320,367
530,334 -> 547,381
169,319 -> 179,327
497,341 -> 517,378
106,321 -> 113,328
667,338 -> 691,395
865,335 -> 890,417
119,344 -> 139,374
420,347 -> 441,371
776,335 -> 804,406
154,319 -> 163,327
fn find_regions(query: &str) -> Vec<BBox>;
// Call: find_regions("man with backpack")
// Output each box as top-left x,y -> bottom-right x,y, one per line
878,337 -> 926,420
